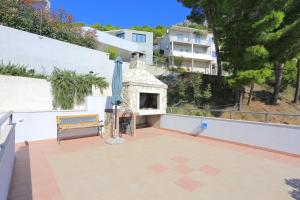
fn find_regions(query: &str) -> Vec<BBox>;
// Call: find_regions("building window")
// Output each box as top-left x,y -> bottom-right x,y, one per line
116,32 -> 125,39
212,51 -> 217,58
132,33 -> 146,43
177,34 -> 184,41
209,37 -> 214,44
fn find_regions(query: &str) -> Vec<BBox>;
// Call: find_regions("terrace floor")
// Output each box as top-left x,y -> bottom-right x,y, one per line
9,127 -> 300,200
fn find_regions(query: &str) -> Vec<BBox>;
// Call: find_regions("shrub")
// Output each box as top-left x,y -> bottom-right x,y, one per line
0,0 -> 97,49
177,79 -> 186,101
50,68 -> 108,109
153,49 -> 168,66
108,47 -> 117,60
0,62 -> 47,79
0,62 -> 108,110
129,25 -> 168,38
174,57 -> 184,67
91,23 -> 120,31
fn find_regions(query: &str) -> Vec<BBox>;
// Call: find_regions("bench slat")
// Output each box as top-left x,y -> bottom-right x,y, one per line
56,114 -> 102,142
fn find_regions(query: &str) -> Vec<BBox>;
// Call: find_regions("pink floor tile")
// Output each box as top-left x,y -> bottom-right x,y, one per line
148,164 -> 168,174
174,165 -> 194,174
175,176 -> 201,192
199,165 -> 221,175
171,155 -> 189,163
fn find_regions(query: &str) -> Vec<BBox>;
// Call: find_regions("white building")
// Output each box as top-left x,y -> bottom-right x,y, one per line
106,29 -> 153,65
86,28 -> 153,65
160,26 -> 217,74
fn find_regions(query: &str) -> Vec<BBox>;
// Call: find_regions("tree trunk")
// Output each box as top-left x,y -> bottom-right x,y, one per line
235,86 -> 243,111
271,63 -> 284,105
239,88 -> 243,111
293,59 -> 300,103
247,83 -> 254,105
212,26 -> 222,78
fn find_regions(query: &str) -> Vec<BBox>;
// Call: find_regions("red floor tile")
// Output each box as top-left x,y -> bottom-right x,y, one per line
199,165 -> 221,175
175,176 -> 201,192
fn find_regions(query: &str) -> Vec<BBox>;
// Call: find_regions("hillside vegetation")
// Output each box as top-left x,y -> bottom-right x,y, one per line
173,0 -> 300,126
160,73 -> 300,125
0,0 -> 97,48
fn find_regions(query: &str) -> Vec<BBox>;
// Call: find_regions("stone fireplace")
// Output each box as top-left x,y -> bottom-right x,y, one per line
122,52 -> 168,127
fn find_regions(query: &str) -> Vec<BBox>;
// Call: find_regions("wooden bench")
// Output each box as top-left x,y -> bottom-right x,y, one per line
56,114 -> 103,143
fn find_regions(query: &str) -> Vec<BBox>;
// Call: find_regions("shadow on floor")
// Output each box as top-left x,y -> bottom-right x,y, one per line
286,178 -> 300,200
9,141 -> 33,200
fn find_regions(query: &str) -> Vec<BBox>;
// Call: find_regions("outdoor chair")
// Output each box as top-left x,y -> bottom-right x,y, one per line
119,109 -> 133,137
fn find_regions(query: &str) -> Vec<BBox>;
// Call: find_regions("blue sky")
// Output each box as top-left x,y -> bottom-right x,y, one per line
50,0 -> 191,27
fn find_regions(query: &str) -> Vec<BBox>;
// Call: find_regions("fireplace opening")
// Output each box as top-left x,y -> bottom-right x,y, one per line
139,93 -> 159,110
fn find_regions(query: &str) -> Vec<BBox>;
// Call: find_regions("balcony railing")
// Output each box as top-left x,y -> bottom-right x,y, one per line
171,50 -> 212,61
171,38 -> 211,46
0,111 -> 13,147
194,40 -> 211,46
0,111 -> 15,200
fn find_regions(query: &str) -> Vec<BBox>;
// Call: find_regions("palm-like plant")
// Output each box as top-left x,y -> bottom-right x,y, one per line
50,68 -> 108,110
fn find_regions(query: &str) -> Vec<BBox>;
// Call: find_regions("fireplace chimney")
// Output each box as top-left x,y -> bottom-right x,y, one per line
130,51 -> 146,70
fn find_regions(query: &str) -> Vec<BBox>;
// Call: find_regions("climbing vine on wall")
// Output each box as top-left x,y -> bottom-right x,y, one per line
50,68 -> 108,110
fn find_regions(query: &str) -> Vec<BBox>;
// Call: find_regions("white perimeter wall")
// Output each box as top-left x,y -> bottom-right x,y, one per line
160,114 -> 300,155
0,25 -> 129,81
9,96 -> 109,143
0,75 -> 53,112
0,75 -> 111,112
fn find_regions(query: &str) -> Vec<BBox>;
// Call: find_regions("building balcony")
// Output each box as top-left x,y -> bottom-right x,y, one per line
193,40 -> 211,47
171,50 -> 212,61
171,38 -> 211,47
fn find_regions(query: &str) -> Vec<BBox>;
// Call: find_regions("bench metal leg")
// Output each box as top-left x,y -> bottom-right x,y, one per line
98,126 -> 104,138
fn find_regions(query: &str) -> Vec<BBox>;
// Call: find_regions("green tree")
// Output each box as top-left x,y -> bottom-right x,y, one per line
91,23 -> 120,31
253,0 -> 300,104
177,79 -> 186,102
216,0 -> 277,110
201,84 -> 212,105
190,73 -> 202,105
179,0 -> 300,109
129,25 -> 167,38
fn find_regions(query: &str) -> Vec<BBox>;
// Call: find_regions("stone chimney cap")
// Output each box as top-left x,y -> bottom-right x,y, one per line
131,51 -> 146,56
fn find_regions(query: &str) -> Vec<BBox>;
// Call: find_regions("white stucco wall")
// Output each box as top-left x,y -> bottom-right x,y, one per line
0,25 -> 129,82
160,114 -> 300,155
0,75 -> 112,112
13,96 -> 109,143
0,75 -> 53,112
